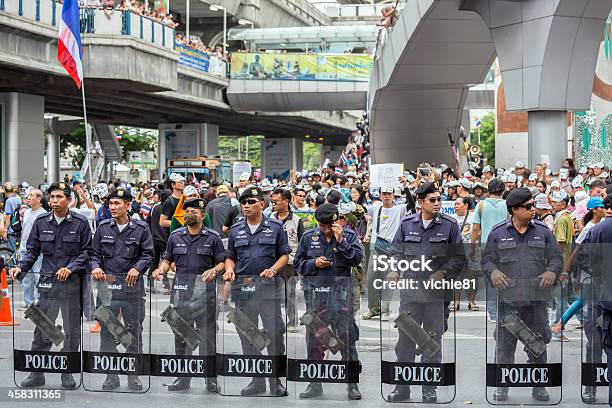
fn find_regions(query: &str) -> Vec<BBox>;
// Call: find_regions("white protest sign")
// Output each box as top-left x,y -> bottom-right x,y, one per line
232,162 -> 252,186
441,201 -> 456,217
370,163 -> 404,189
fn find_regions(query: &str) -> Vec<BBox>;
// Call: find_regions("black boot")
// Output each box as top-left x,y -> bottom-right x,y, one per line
422,386 -> 437,403
20,372 -> 45,388
299,382 -> 323,399
240,379 -> 266,396
493,387 -> 508,401
269,378 -> 287,396
206,378 -> 217,393
348,383 -> 362,400
583,385 -> 597,403
387,385 -> 410,402
127,376 -> 142,391
168,377 -> 191,391
61,374 -> 76,389
102,374 -> 120,390
532,387 -> 550,401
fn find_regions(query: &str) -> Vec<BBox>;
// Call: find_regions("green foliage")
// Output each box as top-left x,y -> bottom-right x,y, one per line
218,135 -> 263,167
303,142 -> 321,171
470,112 -> 496,167
59,125 -> 159,168
115,127 -> 158,161
60,125 -> 86,168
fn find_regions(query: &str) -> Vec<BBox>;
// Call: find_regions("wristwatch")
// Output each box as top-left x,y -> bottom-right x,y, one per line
269,267 -> 278,275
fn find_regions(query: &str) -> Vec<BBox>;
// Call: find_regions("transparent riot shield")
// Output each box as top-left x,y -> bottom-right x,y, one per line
486,276 -> 562,405
150,272 -> 217,394
581,274 -> 606,404
82,271 -> 150,393
287,276 -> 361,400
13,272 -> 82,389
217,275 -> 287,396
380,274 -> 456,403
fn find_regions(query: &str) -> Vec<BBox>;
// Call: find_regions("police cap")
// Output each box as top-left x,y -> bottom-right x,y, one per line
108,188 -> 132,201
183,197 -> 206,210
315,203 -> 339,225
415,182 -> 439,199
239,186 -> 264,202
48,182 -> 72,197
505,187 -> 532,209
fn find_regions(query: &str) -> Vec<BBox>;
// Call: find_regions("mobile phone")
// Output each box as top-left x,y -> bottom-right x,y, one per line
417,167 -> 431,177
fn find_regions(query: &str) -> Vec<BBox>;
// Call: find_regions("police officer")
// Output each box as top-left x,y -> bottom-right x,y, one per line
387,182 -> 466,403
224,186 -> 291,396
90,188 -> 154,391
294,203 -> 363,400
152,198 -> 225,392
11,182 -> 92,388
580,212 -> 612,405
482,188 -> 562,402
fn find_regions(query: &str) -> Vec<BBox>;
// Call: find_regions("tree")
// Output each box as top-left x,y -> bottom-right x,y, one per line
470,112 -> 496,167
303,142 -> 321,171
59,125 -> 159,168
218,135 -> 263,167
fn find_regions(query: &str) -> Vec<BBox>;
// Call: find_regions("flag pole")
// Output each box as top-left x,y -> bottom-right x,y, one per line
81,80 -> 94,194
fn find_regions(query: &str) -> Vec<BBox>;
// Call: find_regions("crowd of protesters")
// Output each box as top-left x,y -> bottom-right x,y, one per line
2,103 -> 612,343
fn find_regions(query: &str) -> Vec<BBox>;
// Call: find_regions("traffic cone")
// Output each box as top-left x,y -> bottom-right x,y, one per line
0,267 -> 19,326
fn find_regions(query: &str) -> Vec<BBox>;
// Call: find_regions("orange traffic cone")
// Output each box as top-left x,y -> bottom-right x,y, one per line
0,267 -> 19,326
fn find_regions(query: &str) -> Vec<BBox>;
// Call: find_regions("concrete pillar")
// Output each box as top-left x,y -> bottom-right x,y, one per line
47,132 -> 60,183
261,137 -> 303,180
528,111 -> 567,170
291,138 -> 303,173
200,123 -> 219,156
0,93 -> 45,185
158,123 -> 220,178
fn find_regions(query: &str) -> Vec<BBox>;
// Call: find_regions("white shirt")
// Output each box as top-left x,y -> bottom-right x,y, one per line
20,207 -> 47,249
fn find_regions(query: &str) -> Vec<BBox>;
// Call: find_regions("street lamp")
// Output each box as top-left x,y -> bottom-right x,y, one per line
209,4 -> 227,54
238,18 -> 254,28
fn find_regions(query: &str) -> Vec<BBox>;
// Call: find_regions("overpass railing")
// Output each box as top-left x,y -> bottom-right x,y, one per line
230,52 -> 373,82
2,0 -> 228,77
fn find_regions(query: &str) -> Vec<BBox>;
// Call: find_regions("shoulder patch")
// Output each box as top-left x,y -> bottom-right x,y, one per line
490,220 -> 508,233
34,211 -> 51,221
98,218 -> 113,227
205,227 -> 221,237
170,226 -> 187,236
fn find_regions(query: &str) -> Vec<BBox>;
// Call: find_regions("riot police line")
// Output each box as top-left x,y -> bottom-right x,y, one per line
7,181 -> 612,404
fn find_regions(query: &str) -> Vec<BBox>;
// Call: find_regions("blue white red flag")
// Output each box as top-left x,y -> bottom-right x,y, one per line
58,0 -> 83,88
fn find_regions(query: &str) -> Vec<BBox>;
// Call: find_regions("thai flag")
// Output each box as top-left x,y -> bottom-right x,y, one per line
58,0 -> 83,88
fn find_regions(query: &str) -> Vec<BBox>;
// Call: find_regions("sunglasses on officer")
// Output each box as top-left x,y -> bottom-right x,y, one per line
516,202 -> 534,210
240,198 -> 260,206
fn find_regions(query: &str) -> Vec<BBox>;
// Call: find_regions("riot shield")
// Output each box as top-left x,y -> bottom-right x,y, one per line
150,272 -> 217,394
13,272 -> 82,389
216,275 -> 287,396
581,274 -> 606,404
82,271 -> 150,393
380,273 -> 456,403
287,276 -> 361,400
486,276 -> 562,405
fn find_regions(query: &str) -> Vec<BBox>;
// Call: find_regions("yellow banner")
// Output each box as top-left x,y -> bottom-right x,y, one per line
230,53 -> 373,82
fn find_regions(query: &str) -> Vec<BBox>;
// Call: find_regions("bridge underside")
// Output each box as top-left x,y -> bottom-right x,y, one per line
368,0 -> 495,167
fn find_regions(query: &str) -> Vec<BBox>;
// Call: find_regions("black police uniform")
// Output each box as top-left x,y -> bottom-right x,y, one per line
226,187 -> 291,395
17,182 -> 92,388
581,218 -> 612,404
162,199 -> 225,391
481,188 -> 563,402
90,189 -> 154,390
387,182 -> 466,402
293,203 -> 363,399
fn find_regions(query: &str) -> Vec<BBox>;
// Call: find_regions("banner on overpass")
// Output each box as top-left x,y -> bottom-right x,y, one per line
230,53 -> 373,82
